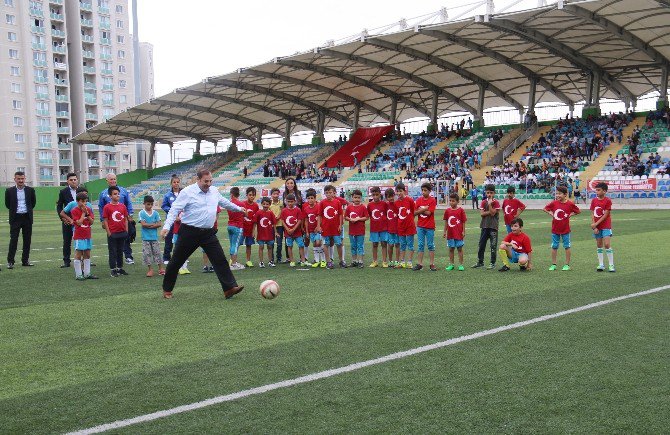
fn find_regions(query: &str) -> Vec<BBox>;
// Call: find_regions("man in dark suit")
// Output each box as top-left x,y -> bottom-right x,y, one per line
56,172 -> 79,268
5,171 -> 37,268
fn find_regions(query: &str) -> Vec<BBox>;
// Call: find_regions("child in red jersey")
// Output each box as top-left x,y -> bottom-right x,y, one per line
385,188 -> 400,267
413,183 -> 437,271
70,192 -> 97,280
590,182 -> 615,272
102,186 -> 129,277
254,197 -> 277,268
302,188 -> 324,268
498,217 -> 532,272
280,193 -> 307,267
317,184 -> 345,269
443,193 -> 467,271
394,183 -> 416,269
328,193 -> 350,266
344,189 -> 369,268
242,187 -> 260,268
544,185 -> 581,271
367,186 -> 389,268
502,186 -> 526,234
227,187 -> 245,270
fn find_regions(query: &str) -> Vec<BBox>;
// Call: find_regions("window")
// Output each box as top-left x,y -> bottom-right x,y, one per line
116,35 -> 124,44
17,167 -> 26,174
117,49 -> 125,59
10,66 -> 19,76
35,84 -> 47,94
116,19 -> 123,29
34,68 -> 47,79
119,94 -> 127,104
39,151 -> 51,160
8,31 -> 17,42
118,65 -> 125,73
12,100 -> 21,109
15,151 -> 25,159
119,79 -> 127,88
101,30 -> 109,39
9,48 -> 18,59
115,4 -> 123,13
6,14 -> 15,24
13,116 -> 23,126
14,134 -> 24,143
11,82 -> 20,93
122,153 -> 130,162
37,101 -> 48,111
5,0 -> 14,6
33,51 -> 46,62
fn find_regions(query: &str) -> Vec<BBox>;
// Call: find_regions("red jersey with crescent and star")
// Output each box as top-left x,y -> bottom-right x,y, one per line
254,209 -> 277,242
242,200 -> 259,237
443,207 -> 467,240
502,198 -> 526,225
302,202 -> 320,233
102,202 -> 128,234
367,200 -> 388,233
415,196 -> 437,229
280,206 -> 304,237
70,205 -> 94,240
227,197 -> 245,228
345,203 -> 368,236
386,200 -> 398,234
590,196 -> 612,230
395,196 -> 416,236
503,231 -> 533,253
337,196 -> 348,210
544,200 -> 580,235
318,198 -> 343,237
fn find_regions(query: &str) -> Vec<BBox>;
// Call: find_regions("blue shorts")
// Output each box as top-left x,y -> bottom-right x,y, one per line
241,236 -> 255,246
323,235 -> 343,246
369,231 -> 388,243
505,224 -> 512,234
227,226 -> 243,255
399,234 -> 415,252
593,229 -> 613,239
74,238 -> 92,251
509,249 -> 521,263
416,227 -> 435,252
447,239 -> 464,248
309,233 -> 322,243
551,233 -> 571,249
286,236 -> 305,248
387,233 -> 399,245
349,235 -> 365,256
257,240 -> 275,246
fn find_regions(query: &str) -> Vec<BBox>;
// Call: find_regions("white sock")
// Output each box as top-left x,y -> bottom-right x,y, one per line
606,248 -> 614,266
83,259 -> 91,275
181,260 -> 189,270
74,260 -> 82,277
597,248 -> 604,265
329,245 -> 334,259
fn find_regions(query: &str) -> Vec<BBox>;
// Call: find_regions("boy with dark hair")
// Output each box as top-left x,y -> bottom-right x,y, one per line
473,184 -> 500,269
502,186 -> 526,234
413,183 -> 437,271
544,185 -> 581,271
394,183 -> 416,269
242,186 -> 259,267
317,184 -> 345,269
443,193 -> 467,271
590,182 -> 615,272
344,189 -> 369,267
385,188 -> 400,267
227,187 -> 245,270
70,192 -> 97,280
102,186 -> 129,277
498,217 -> 532,272
254,197 -> 277,267
280,193 -> 307,267
302,188 -> 324,267
367,186 -> 388,268
139,195 -> 165,277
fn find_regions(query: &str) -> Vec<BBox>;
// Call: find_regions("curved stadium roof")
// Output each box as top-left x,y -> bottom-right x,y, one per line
73,0 -> 670,146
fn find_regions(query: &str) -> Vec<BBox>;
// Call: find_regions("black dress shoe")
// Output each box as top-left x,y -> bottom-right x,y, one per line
61,263 -> 71,268
7,262 -> 15,269
22,262 -> 35,267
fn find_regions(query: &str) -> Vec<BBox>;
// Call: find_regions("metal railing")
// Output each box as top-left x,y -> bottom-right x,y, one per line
502,122 -> 538,162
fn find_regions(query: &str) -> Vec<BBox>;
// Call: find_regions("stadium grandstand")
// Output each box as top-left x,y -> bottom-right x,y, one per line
72,0 -> 670,204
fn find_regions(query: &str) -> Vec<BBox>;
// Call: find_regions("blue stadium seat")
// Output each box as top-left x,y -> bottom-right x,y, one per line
640,192 -> 648,198
665,192 -> 670,198
632,192 -> 640,198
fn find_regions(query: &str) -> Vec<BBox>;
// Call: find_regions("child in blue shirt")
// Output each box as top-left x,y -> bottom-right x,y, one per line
138,195 -> 164,277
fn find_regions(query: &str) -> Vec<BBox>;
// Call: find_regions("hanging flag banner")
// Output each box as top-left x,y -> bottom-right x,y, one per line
324,125 -> 395,168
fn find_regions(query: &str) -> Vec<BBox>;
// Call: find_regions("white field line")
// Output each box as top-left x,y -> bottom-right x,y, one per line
66,284 -> 670,435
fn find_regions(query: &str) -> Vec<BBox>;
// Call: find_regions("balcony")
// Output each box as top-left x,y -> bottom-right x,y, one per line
33,60 -> 48,68
60,174 -> 68,182
81,18 -> 93,27
84,81 -> 96,90
32,43 -> 47,51
99,6 -> 110,15
34,76 -> 49,84
58,143 -> 71,150
50,12 -> 64,21
55,78 -> 68,86
105,160 -> 117,167
36,93 -> 50,100
88,160 -> 100,167
54,62 -> 67,70
100,37 -> 111,45
102,99 -> 114,107
102,83 -> 113,91
85,113 -> 98,121
50,0 -> 64,4
39,159 -> 54,165
100,69 -> 113,76
100,53 -> 112,60
80,2 -> 93,12
37,109 -> 50,116
31,25 -> 46,34
55,94 -> 68,102
53,45 -> 66,54
38,142 -> 53,149
59,159 -> 72,166
83,66 -> 96,74
52,29 -> 66,38
82,35 -> 94,43
57,127 -> 70,134
38,126 -> 52,133
30,8 -> 44,17
99,22 -> 111,30
56,110 -> 69,118
82,50 -> 94,58
86,144 -> 99,151
39,174 -> 54,181
84,95 -> 97,105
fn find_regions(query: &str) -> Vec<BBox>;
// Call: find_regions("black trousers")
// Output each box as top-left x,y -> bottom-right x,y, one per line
275,226 -> 285,262
163,224 -> 237,293
471,197 -> 479,209
62,223 -> 73,265
123,236 -> 133,260
477,228 -> 498,264
162,224 -> 174,262
8,214 -> 32,264
108,235 -> 126,269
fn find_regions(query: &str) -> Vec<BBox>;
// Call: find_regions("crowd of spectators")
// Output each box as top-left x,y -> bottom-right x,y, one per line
261,158 -> 338,183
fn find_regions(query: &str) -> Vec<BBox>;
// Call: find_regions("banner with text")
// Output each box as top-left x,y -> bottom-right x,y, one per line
588,178 -> 657,191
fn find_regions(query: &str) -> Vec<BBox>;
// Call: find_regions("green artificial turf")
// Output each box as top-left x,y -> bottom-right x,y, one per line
0,209 -> 668,433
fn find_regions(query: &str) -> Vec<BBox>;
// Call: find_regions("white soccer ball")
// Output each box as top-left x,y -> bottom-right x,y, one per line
260,280 -> 280,299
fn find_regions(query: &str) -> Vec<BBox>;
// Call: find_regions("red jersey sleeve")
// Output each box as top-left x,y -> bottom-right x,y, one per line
503,232 -> 513,243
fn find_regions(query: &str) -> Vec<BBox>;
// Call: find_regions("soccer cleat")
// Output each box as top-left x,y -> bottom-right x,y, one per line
412,264 -> 423,271
406,261 -> 413,269
486,263 -> 495,270
519,265 -> 527,272
369,261 -> 378,268
498,265 -> 511,272
110,269 -> 119,277
382,262 -> 389,268
268,261 -> 276,267
339,261 -> 348,268
259,262 -> 265,268
312,261 -> 320,268
471,263 -> 484,269
85,274 -> 99,279
301,261 -> 312,267
397,262 -> 405,269
429,264 -> 437,272
246,261 -> 254,268
596,265 -> 605,272
548,264 -> 558,271
457,265 -> 465,271
178,268 -> 191,275
208,266 -> 214,273
326,261 -> 334,270
202,266 -> 210,273
320,261 -> 327,268
7,263 -> 15,270
562,265 -> 571,271
125,257 -> 134,265
445,264 -> 455,271
350,261 -> 358,268
608,265 -> 616,273
76,275 -> 86,281
289,261 -> 296,267
117,269 -> 129,276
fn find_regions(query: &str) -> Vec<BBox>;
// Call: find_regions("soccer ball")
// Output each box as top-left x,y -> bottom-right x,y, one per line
260,280 -> 280,299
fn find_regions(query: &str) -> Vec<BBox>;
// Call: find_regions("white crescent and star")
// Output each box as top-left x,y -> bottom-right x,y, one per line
349,211 -> 359,220
111,210 -> 123,222
504,205 -> 513,215
386,209 -> 396,220
447,216 -> 460,228
553,209 -> 567,221
593,206 -> 604,218
260,217 -> 270,228
398,207 -> 409,220
323,206 -> 336,220
308,214 -> 317,224
285,216 -> 298,227
371,209 -> 382,220
511,240 -> 521,250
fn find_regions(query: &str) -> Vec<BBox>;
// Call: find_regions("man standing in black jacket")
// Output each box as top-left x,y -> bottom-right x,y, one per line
5,171 -> 37,269
56,172 -> 79,268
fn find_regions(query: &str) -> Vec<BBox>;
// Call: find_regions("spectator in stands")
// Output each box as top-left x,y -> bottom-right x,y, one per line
161,175 -> 181,263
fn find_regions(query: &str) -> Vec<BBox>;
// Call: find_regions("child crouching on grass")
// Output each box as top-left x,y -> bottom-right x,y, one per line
139,195 -> 165,277
498,218 -> 533,272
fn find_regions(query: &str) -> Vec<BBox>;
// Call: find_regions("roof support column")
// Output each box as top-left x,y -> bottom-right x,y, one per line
254,127 -> 263,151
592,73 -> 601,108
194,138 -> 201,156
147,139 -> 156,170
351,105 -> 360,133
428,91 -> 439,134
229,135 -> 238,155
312,112 -> 325,145
585,73 -> 594,106
569,103 -> 574,119
389,97 -> 398,126
658,66 -> 669,109
283,119 -> 292,150
583,73 -> 601,118
474,83 -> 485,130
527,78 -> 537,116
169,142 -> 174,164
